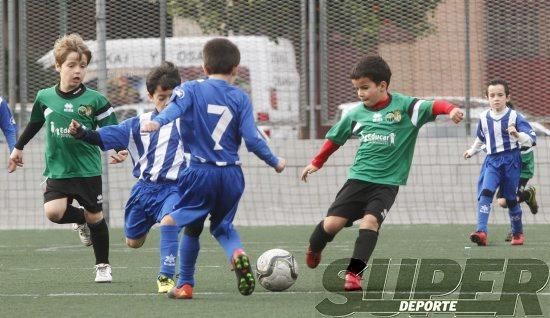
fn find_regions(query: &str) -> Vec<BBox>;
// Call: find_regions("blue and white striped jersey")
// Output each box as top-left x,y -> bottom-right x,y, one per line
476,108 -> 536,155
97,110 -> 187,183
154,78 -> 278,167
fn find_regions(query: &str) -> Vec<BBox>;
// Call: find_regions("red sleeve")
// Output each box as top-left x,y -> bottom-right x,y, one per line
432,100 -> 456,115
311,139 -> 340,169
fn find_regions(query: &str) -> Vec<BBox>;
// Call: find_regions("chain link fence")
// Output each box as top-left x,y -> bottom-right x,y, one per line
1,0 -> 549,228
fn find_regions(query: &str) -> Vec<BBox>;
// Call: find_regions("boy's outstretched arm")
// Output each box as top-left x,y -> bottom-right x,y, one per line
432,100 -> 464,123
463,138 -> 485,159
301,139 -> 340,182
69,119 -> 129,164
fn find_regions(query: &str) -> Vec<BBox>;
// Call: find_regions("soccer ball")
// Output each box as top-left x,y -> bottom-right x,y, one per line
256,248 -> 298,292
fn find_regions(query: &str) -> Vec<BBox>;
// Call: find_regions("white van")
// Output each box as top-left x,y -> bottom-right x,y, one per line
38,36 -> 301,139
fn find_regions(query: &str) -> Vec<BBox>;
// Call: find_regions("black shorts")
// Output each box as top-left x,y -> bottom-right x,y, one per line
327,179 -> 399,226
496,178 -> 529,199
44,176 -> 103,213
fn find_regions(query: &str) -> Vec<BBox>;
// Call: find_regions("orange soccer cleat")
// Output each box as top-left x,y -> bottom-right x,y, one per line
470,231 -> 488,246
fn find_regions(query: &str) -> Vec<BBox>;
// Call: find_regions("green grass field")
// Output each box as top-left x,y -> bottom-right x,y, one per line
1,225 -> 549,317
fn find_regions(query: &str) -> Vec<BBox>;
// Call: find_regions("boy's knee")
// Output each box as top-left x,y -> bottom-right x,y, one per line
323,217 -> 347,234
44,201 -> 67,222
126,237 -> 145,248
160,214 -> 176,226
45,209 -> 63,222
497,198 -> 508,208
85,211 -> 103,224
359,214 -> 379,231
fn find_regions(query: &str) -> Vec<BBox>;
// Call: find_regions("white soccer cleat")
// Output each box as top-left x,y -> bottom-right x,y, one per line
94,263 -> 112,283
72,223 -> 92,246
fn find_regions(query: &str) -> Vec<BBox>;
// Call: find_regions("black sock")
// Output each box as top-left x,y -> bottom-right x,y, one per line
309,221 -> 335,252
88,218 -> 110,264
347,229 -> 379,275
56,205 -> 86,224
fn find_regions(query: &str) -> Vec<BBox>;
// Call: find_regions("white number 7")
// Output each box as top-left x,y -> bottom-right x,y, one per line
207,104 -> 233,150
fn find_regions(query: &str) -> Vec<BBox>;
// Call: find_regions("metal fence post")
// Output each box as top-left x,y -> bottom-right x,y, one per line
464,0 -> 471,135
0,0 -> 4,98
160,0 -> 166,62
8,0 -> 17,124
308,0 -> 317,139
18,0 -> 28,124
96,0 -> 110,222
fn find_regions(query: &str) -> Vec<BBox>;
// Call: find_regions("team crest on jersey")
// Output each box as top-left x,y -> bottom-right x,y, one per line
64,103 -> 74,113
385,110 -> 402,123
174,87 -> 185,98
169,87 -> 185,104
372,113 -> 383,122
78,105 -> 93,117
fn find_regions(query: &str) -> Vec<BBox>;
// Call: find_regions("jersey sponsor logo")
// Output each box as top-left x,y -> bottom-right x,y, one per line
50,121 -> 72,138
64,103 -> 74,113
385,110 -> 402,123
78,105 -> 93,117
372,113 -> 383,122
358,131 -> 396,146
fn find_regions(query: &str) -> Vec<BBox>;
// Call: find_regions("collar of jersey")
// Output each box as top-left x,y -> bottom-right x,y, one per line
55,83 -> 86,99
364,93 -> 392,111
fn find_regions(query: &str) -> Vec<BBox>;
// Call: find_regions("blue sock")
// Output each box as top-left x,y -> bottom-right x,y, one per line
508,204 -> 523,234
177,234 -> 200,287
159,225 -> 179,278
476,195 -> 492,233
213,225 -> 243,263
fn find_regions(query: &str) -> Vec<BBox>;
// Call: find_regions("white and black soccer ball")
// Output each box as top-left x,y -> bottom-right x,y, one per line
256,248 -> 298,292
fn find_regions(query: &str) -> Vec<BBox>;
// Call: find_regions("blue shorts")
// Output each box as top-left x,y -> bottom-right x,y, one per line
477,150 -> 521,201
124,180 -> 180,239
170,165 -> 244,237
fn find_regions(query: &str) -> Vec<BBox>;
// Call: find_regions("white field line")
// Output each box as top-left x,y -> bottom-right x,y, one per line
1,291 -> 549,298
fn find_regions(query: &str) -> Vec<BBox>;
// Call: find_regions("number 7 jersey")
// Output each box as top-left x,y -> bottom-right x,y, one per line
154,78 -> 279,168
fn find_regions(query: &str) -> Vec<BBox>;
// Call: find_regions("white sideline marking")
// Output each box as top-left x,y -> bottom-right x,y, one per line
6,265 -> 223,271
0,291 -> 324,297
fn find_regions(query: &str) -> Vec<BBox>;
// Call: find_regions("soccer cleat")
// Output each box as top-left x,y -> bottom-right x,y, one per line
73,222 -> 92,246
167,284 -> 193,299
469,231 -> 488,246
504,232 -> 512,242
305,246 -> 322,269
525,186 -> 538,214
157,275 -> 175,294
94,263 -> 112,283
231,249 -> 255,296
344,271 -> 363,292
511,233 -> 525,245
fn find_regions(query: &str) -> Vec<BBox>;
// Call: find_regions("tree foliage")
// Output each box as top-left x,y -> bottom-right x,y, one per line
168,0 -> 444,50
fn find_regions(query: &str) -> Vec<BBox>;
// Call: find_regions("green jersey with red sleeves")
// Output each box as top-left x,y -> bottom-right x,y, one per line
29,84 -> 118,179
326,92 -> 435,185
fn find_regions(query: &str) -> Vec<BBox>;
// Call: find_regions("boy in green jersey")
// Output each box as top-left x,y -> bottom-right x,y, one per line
301,55 -> 464,291
8,34 -> 125,283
